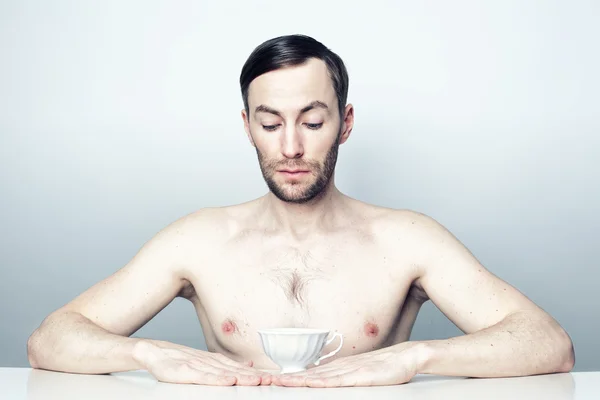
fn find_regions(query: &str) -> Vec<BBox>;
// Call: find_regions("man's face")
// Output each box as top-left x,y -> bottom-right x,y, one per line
242,58 -> 353,204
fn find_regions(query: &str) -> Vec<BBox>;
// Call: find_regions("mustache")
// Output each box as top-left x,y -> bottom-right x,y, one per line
263,159 -> 321,170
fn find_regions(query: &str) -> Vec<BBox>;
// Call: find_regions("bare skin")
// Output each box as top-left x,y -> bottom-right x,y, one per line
184,196 -> 430,370
27,58 -> 574,387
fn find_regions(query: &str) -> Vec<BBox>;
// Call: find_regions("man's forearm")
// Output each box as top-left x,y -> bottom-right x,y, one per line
411,311 -> 575,378
28,311 -> 145,374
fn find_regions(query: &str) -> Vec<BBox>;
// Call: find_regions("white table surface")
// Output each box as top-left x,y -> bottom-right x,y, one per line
1,368 -> 598,399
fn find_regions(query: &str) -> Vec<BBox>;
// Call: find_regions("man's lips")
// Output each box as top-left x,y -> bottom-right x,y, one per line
278,169 -> 310,177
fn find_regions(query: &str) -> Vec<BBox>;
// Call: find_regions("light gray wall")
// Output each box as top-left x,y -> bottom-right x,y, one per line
1,1 -> 598,371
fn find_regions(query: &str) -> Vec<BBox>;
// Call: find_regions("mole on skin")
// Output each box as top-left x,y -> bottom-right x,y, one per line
364,322 -> 379,337
221,319 -> 237,335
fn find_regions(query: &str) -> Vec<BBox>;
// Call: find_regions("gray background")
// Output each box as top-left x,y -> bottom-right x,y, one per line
1,1 -> 598,371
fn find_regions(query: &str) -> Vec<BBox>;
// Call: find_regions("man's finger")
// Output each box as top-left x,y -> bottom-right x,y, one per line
303,365 -> 344,375
220,367 -> 271,386
215,362 -> 273,385
305,370 -> 398,388
188,359 -> 250,376
272,371 -> 336,387
212,354 -> 263,373
304,373 -> 353,388
271,374 -> 307,387
306,368 -> 357,379
228,373 -> 262,386
201,364 -> 263,386
273,366 -> 361,387
171,364 -> 238,386
276,363 -> 346,379
198,359 -> 271,385
204,355 -> 263,374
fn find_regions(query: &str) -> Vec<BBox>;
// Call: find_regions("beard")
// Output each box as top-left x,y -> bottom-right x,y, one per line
255,135 -> 340,204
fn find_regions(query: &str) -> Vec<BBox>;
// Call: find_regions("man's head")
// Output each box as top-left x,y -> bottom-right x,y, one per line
240,35 -> 354,204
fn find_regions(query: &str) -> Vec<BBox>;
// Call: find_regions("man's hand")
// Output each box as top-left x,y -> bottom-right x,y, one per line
271,343 -> 422,387
133,340 -> 272,386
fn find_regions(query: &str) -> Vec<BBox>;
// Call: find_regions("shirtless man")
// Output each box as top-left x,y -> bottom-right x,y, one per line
27,34 -> 575,388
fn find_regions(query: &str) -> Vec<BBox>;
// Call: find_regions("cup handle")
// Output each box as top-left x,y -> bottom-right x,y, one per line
314,332 -> 343,366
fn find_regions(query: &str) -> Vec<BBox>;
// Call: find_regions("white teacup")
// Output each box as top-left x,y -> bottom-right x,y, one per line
257,328 -> 344,374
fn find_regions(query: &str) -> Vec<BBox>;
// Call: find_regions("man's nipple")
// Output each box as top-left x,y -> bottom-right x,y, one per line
221,319 -> 238,335
364,322 -> 379,337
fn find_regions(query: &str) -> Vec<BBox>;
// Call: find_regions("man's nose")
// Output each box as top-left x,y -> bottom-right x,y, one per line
281,125 -> 304,159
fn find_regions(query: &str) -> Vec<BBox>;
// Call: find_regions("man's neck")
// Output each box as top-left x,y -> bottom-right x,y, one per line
259,184 -> 346,241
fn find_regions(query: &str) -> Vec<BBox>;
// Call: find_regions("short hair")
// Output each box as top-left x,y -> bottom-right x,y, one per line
239,34 -> 349,118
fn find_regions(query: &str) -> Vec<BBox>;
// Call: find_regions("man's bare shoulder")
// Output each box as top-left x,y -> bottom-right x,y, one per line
165,200 -> 263,244
356,201 -> 456,256
357,204 -> 465,294
162,204 -> 250,242
133,204 -> 256,281
353,200 -> 440,235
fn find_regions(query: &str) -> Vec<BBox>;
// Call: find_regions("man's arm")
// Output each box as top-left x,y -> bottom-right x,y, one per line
27,214 -> 195,374
408,212 -> 575,377
271,212 -> 575,387
28,209 -> 271,386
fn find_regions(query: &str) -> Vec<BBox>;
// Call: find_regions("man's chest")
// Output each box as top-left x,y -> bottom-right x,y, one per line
187,239 -> 417,363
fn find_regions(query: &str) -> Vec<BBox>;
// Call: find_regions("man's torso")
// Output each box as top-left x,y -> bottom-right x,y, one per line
175,197 -> 428,371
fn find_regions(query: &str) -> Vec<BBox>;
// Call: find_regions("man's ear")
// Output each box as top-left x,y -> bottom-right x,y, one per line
241,109 -> 255,147
339,104 -> 354,145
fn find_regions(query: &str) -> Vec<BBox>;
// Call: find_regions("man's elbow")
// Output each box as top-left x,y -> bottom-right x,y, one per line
553,327 -> 575,373
27,330 -> 42,369
558,337 -> 575,373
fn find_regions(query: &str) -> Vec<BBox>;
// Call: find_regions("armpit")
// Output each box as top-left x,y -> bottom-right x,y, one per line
408,281 -> 429,304
177,279 -> 197,300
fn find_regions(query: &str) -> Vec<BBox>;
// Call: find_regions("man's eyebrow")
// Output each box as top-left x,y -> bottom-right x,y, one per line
299,100 -> 329,114
254,104 -> 281,117
254,100 -> 329,117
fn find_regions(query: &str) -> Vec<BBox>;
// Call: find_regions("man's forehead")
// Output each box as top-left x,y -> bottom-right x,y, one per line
247,58 -> 336,113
